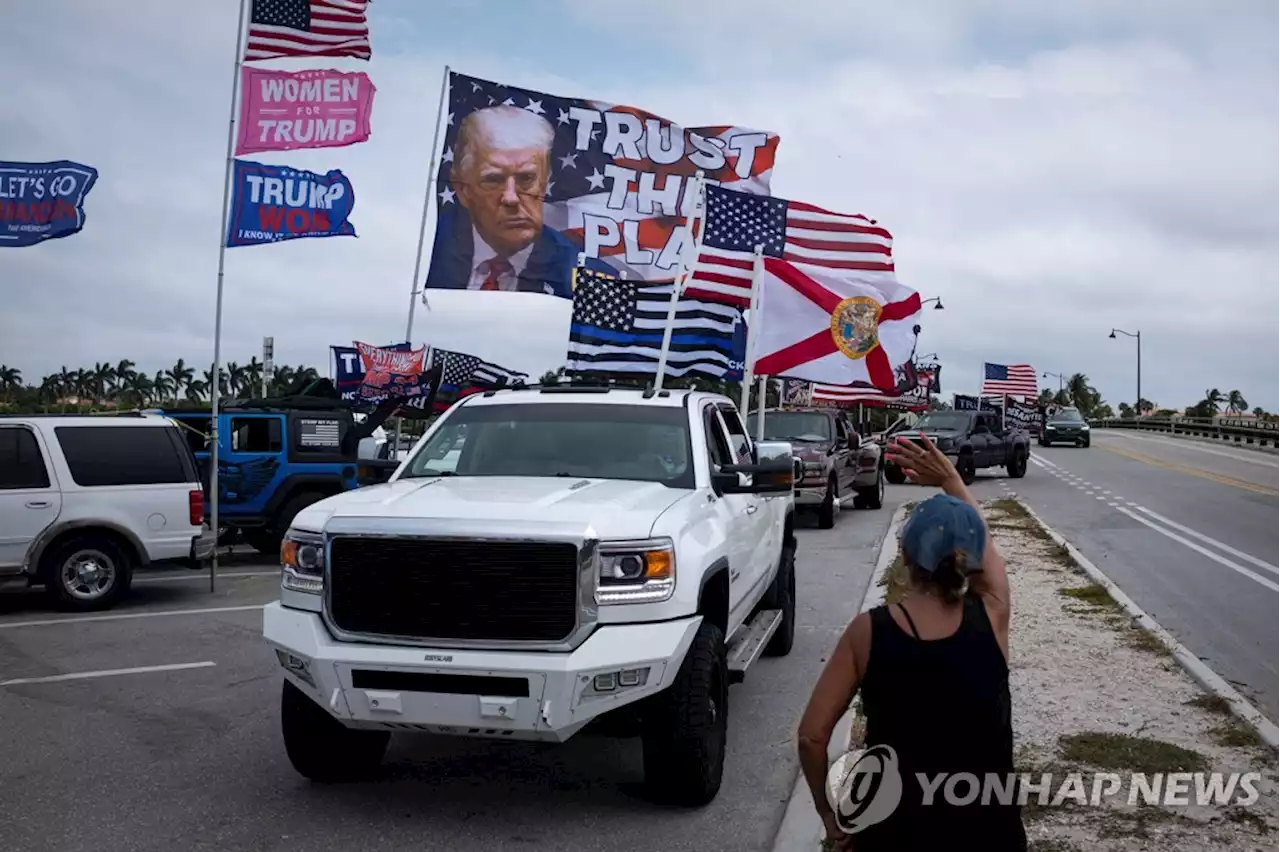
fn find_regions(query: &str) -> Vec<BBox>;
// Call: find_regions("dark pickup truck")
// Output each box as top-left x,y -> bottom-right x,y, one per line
885,409 -> 1030,485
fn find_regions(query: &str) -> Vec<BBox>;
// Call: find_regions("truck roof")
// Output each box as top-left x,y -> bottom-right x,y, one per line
457,385 -> 733,410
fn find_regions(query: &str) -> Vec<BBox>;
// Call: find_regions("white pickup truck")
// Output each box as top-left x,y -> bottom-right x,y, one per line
262,385 -> 799,806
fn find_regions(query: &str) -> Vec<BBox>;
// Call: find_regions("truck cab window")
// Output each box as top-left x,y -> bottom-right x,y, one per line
716,404 -> 752,463
703,407 -> 734,469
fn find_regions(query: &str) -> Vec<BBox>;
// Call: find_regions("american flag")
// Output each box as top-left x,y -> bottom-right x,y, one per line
245,0 -> 371,61
980,363 -> 1038,399
566,269 -> 746,381
686,184 -> 895,307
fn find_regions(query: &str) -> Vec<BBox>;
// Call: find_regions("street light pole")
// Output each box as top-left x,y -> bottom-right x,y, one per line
1042,371 -> 1066,392
1109,328 -> 1141,415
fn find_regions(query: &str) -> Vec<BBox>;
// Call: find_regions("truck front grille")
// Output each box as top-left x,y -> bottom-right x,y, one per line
327,537 -> 581,643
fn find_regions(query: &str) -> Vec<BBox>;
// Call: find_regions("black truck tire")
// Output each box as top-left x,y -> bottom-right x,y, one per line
884,464 -> 906,485
817,477 -> 837,529
855,468 -> 885,510
1006,447 -> 1028,478
956,452 -> 976,485
281,680 -> 390,782
641,621 -> 728,807
762,541 -> 796,657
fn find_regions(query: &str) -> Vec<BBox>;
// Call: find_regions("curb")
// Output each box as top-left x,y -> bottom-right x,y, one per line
1012,497 -> 1280,750
769,504 -> 908,852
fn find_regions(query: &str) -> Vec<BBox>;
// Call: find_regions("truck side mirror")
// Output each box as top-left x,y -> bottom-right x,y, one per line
713,457 -> 795,494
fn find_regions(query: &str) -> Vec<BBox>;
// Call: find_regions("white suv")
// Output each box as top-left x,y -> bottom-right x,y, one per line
0,413 -> 214,611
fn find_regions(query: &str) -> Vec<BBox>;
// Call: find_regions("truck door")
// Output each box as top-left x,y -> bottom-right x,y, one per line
832,414 -> 857,495
716,402 -> 774,579
0,424 -> 60,572
702,404 -> 759,623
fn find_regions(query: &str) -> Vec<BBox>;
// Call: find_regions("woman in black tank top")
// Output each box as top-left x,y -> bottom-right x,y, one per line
797,436 -> 1027,851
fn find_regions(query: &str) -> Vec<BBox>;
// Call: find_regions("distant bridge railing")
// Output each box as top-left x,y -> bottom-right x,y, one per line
1088,416 -> 1279,449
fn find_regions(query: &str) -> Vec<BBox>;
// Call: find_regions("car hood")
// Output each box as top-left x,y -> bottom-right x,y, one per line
292,476 -> 693,540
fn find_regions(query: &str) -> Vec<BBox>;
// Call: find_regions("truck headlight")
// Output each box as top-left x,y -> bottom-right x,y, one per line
596,538 -> 675,604
280,529 -> 324,594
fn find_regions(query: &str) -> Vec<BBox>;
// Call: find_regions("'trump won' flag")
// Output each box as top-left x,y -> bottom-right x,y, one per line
566,268 -> 747,381
0,160 -> 99,248
227,160 -> 357,247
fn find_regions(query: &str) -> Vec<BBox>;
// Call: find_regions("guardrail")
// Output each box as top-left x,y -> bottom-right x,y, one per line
1089,416 -> 1279,449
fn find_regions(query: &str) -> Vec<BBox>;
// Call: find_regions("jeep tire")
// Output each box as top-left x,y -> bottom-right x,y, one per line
641,621 -> 728,807
281,679 -> 389,782
249,491 -> 327,556
817,477 -> 837,529
762,540 -> 796,657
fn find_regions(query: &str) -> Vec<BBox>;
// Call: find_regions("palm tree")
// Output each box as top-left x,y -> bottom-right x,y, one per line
1067,373 -> 1094,416
270,365 -> 295,395
122,373 -> 153,407
244,357 -> 264,398
92,362 -> 115,404
1253,406 -> 1266,420
1203,388 -> 1224,412
151,370 -> 175,404
203,367 -> 229,397
1226,390 -> 1247,415
224,361 -> 246,397
0,365 -> 20,403
184,378 -> 208,404
113,359 -> 137,398
167,359 -> 195,401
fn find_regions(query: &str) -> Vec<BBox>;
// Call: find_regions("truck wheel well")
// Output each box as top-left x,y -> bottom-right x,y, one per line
38,526 -> 143,579
697,562 -> 730,637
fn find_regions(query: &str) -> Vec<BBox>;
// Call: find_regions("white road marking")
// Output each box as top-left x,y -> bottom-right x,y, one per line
0,661 -> 217,687
1114,506 -> 1279,593
134,570 -> 277,585
1107,431 -> 1279,468
1129,506 -> 1279,574
0,604 -> 265,630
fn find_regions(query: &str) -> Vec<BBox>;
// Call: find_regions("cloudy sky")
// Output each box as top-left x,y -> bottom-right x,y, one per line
2,0 -> 1276,410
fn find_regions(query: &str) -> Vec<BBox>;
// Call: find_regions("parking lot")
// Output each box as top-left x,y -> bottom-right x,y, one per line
0,481 -> 1008,852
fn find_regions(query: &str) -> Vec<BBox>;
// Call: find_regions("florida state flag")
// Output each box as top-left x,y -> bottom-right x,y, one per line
752,257 -> 921,390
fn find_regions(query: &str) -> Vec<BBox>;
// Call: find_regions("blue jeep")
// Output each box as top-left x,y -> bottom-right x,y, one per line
165,405 -> 362,554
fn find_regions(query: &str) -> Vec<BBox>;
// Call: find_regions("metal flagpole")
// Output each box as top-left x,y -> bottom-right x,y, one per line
209,0 -> 250,594
392,64 -> 451,459
653,171 -> 705,390
737,244 -> 765,415
754,374 -> 767,442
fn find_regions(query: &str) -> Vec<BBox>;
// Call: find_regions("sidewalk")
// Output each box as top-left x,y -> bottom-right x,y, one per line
784,497 -> 1279,851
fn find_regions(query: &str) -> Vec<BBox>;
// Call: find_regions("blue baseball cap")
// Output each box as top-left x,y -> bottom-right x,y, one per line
901,494 -> 986,574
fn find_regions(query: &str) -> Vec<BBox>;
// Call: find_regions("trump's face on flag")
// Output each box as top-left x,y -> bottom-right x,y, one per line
454,105 -> 552,258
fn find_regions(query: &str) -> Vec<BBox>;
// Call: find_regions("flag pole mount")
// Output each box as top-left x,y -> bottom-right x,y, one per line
653,171 -> 706,391
209,0 -> 251,594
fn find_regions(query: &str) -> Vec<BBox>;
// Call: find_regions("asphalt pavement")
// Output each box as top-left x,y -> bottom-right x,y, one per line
2,482 -> 1029,852
1016,429 -> 1279,721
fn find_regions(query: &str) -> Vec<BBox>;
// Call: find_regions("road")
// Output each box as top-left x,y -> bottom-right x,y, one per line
1016,429 -> 1279,721
5,483 -> 1017,852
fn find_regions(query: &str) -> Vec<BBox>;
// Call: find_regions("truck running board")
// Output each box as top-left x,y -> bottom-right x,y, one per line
726,609 -> 782,684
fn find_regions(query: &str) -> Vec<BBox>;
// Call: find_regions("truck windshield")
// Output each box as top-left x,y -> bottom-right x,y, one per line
746,411 -> 832,443
403,402 -> 694,488
914,412 -> 971,432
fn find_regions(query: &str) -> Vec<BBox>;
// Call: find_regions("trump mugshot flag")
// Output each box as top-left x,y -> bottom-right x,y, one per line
0,160 -> 99,248
423,70 -> 780,299
226,160 -> 357,247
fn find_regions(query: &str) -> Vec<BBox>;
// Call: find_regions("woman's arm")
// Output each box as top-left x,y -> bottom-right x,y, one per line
798,612 -> 870,843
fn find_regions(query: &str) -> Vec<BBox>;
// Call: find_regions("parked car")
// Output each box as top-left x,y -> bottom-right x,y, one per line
263,386 -> 798,806
884,409 -> 1030,485
747,406 -> 884,528
1040,407 -> 1091,448
0,413 -> 213,611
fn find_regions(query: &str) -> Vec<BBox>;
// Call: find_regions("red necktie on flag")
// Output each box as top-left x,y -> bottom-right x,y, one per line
479,257 -> 513,291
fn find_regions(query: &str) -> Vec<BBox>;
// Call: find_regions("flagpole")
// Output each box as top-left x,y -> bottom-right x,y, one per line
653,171 -> 705,390
737,244 -> 765,415
209,0 -> 250,594
755,374 -> 767,442
393,63 -> 450,459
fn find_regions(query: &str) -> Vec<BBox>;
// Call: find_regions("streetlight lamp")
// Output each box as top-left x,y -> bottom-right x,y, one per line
1042,371 -> 1066,392
921,297 -> 945,310
1109,328 -> 1141,416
